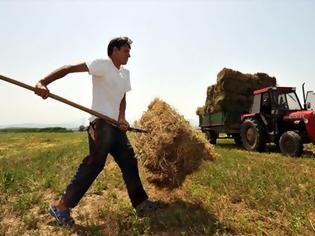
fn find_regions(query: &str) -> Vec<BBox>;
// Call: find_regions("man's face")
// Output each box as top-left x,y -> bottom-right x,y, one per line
114,45 -> 130,65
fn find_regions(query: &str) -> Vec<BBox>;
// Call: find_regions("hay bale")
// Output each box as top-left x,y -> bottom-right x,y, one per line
216,68 -> 276,95
197,68 -> 277,115
212,92 -> 253,112
196,106 -> 205,116
252,72 -> 277,89
135,98 -> 217,190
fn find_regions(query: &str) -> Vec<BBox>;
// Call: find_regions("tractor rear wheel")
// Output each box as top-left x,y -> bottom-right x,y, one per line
279,131 -> 303,157
240,118 -> 266,152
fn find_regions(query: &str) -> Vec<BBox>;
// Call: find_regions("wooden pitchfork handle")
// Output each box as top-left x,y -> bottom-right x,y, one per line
0,74 -> 148,133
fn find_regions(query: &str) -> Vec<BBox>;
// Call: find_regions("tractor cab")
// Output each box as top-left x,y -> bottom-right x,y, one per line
250,86 -> 302,113
240,86 -> 315,157
248,87 -> 302,132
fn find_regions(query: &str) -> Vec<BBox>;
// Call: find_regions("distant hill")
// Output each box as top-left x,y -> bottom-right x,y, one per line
0,123 -> 81,130
0,127 -> 72,133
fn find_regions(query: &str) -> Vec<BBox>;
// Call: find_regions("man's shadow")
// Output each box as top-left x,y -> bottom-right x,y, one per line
67,200 -> 234,235
141,200 -> 234,235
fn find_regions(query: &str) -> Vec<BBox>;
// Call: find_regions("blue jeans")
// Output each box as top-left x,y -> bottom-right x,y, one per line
61,119 -> 148,208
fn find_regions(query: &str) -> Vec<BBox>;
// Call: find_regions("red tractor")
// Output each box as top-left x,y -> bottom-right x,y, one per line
240,85 -> 315,157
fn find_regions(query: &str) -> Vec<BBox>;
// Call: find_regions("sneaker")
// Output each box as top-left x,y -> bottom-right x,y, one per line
48,205 -> 75,226
136,200 -> 160,216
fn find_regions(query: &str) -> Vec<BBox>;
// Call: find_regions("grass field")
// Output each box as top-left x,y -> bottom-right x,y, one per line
0,131 -> 314,235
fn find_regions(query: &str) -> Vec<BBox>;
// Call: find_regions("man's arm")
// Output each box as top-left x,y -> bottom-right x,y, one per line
118,94 -> 129,132
35,63 -> 88,99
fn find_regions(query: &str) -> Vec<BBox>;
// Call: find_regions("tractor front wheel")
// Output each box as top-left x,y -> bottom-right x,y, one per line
279,131 -> 303,157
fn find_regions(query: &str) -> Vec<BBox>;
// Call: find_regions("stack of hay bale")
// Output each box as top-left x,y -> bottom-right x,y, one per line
197,68 -> 277,128
134,98 -> 217,190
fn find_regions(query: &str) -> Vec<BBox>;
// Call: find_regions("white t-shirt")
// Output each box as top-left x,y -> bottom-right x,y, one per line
86,58 -> 131,122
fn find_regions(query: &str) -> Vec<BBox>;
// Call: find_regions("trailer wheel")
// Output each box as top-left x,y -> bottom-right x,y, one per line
279,131 -> 303,157
240,119 -> 266,152
232,133 -> 242,146
206,130 -> 217,145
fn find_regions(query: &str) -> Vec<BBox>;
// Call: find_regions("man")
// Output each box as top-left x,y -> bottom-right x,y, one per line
35,37 -> 159,226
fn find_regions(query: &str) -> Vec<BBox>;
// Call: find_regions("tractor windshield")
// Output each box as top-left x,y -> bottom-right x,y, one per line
276,91 -> 302,110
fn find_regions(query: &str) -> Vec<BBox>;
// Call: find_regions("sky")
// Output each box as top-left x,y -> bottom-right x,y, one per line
0,0 -> 314,127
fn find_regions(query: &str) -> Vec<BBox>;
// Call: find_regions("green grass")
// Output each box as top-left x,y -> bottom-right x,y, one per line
187,142 -> 315,235
0,132 -> 314,235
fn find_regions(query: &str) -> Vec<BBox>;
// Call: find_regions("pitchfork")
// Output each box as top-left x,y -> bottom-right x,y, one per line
0,75 -> 147,133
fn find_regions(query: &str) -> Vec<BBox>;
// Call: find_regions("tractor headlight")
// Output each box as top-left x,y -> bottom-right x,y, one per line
304,118 -> 309,124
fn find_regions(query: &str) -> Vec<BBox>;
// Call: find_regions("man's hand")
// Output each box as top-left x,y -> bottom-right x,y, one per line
118,118 -> 129,132
34,80 -> 50,99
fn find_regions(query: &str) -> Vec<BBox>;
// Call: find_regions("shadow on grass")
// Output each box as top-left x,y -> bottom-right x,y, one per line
215,141 -> 243,150
216,141 -> 315,159
300,150 -> 315,158
265,145 -> 315,159
144,200 -> 234,235
57,200 -> 234,235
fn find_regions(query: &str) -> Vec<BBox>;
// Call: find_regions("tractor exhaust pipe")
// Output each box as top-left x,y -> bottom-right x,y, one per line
302,82 -> 307,110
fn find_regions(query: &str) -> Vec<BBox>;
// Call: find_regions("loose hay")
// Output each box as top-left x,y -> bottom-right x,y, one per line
134,98 -> 217,190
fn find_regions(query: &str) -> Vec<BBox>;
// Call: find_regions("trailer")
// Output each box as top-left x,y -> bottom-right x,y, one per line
199,110 -> 242,145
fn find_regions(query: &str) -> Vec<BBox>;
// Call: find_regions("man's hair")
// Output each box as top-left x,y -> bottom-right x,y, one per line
107,36 -> 133,56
